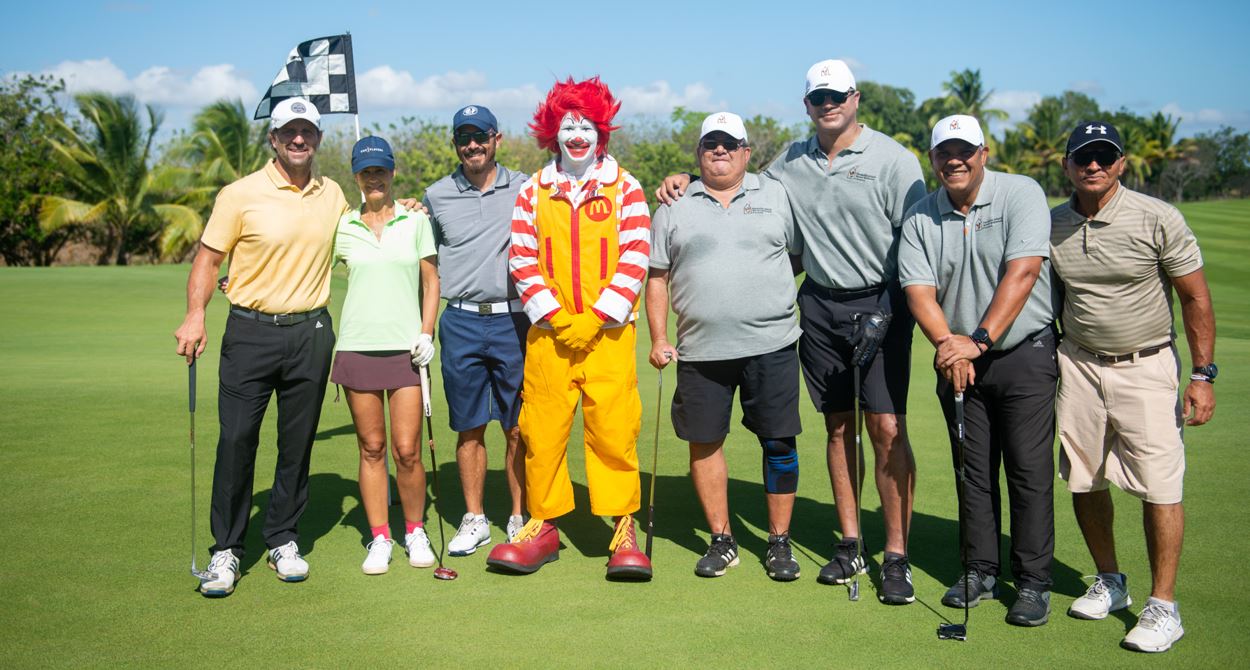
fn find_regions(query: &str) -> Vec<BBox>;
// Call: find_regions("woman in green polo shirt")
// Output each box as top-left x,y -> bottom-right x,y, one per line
330,136 -> 440,575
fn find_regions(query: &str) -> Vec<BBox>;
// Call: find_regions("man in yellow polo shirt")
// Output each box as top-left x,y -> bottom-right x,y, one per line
174,97 -> 348,597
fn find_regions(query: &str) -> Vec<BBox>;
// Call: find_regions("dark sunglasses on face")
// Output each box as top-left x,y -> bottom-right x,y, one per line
806,89 -> 853,107
700,137 -> 747,152
1070,147 -> 1121,167
453,130 -> 495,147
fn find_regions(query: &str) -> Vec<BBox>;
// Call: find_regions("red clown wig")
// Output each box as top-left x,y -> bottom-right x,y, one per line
529,76 -> 621,157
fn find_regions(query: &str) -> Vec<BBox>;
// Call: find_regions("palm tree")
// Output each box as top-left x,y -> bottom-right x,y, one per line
173,99 -> 270,187
37,92 -> 200,264
942,69 -> 1008,123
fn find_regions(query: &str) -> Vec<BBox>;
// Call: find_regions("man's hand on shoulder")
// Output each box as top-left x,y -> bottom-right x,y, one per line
655,173 -> 692,205
397,197 -> 428,215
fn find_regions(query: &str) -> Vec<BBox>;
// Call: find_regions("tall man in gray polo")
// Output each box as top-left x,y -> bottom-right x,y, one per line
899,115 -> 1058,626
1051,121 -> 1216,653
648,113 -> 804,581
423,105 -> 530,554
661,58 -> 927,603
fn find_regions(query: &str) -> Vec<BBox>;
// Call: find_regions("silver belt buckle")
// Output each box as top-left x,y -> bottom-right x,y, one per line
478,303 -> 493,315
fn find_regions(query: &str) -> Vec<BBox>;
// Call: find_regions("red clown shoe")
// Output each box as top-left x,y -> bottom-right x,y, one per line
606,515 -> 652,581
486,519 -> 559,574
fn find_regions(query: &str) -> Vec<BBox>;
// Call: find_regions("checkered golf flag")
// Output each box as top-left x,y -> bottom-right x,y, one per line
254,34 -> 357,119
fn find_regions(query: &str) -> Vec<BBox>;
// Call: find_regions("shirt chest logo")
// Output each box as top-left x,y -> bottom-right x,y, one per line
743,202 -> 773,215
584,197 -> 614,222
845,167 -> 877,183
974,215 -> 1003,231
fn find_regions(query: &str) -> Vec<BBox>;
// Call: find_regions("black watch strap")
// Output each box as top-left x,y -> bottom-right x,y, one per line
970,327 -> 994,351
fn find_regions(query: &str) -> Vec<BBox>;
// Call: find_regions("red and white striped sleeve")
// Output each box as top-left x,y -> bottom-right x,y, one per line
592,172 -> 651,323
509,179 -> 561,324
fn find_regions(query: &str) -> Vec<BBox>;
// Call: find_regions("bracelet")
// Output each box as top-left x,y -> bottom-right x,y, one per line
1189,373 -> 1213,384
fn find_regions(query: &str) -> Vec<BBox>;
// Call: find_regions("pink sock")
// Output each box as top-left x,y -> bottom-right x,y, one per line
370,525 -> 391,540
406,520 -> 423,534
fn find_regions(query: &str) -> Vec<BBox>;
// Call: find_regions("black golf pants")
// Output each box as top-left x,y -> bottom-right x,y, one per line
937,328 -> 1057,591
209,310 -> 334,559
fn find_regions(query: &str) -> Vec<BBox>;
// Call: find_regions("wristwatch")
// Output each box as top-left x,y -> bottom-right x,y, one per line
970,328 -> 994,351
1190,363 -> 1218,384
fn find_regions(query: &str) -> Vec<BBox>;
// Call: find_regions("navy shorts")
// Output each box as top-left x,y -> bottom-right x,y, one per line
438,306 -> 529,432
672,344 -> 802,444
797,278 -> 913,415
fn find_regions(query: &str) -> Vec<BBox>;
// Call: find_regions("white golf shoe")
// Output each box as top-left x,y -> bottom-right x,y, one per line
506,515 -> 526,543
1122,600 -> 1184,652
405,527 -> 436,568
267,541 -> 309,581
448,513 -> 491,556
199,550 -> 239,597
1069,573 -> 1131,620
362,535 -> 393,575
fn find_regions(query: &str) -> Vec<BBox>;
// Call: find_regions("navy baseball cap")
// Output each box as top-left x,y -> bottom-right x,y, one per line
453,105 -> 498,133
351,136 -> 395,173
1067,121 -> 1124,155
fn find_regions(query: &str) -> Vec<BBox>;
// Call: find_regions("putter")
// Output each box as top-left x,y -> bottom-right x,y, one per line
420,365 -> 458,581
937,391 -> 969,642
645,352 -> 670,558
848,363 -> 862,602
188,359 -> 216,582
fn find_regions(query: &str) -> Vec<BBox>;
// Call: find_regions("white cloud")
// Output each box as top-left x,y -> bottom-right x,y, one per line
357,66 -> 543,113
617,80 -> 723,116
988,90 -> 1042,123
1159,102 -> 1250,135
1069,80 -> 1104,97
23,58 -> 257,107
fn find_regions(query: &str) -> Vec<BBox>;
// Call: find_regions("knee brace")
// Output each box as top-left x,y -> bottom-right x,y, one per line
761,436 -> 798,494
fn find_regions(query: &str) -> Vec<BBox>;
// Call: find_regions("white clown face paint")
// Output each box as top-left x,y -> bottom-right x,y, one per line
557,112 -> 598,176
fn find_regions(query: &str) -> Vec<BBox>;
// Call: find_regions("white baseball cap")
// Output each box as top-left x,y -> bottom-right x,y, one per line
930,114 -> 985,150
700,112 -> 748,142
805,59 -> 856,95
270,97 -> 321,131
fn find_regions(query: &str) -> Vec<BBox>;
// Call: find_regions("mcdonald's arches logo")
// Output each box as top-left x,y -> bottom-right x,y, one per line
584,198 -> 614,222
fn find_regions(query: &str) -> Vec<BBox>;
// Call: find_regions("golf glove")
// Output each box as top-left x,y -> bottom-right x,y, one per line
410,333 -> 436,367
851,311 -> 892,368
556,312 -> 604,352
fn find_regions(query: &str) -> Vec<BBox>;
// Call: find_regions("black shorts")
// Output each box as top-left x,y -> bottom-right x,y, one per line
797,278 -> 913,415
671,344 -> 802,444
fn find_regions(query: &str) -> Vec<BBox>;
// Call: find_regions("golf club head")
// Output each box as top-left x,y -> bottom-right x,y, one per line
433,566 -> 458,581
937,623 -> 967,641
848,578 -> 860,601
191,567 -> 217,582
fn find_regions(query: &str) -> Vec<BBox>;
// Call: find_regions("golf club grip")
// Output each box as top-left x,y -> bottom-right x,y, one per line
188,358 -> 196,412
419,365 -> 432,418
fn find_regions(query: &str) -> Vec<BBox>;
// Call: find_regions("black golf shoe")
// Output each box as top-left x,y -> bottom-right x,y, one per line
942,569 -> 1000,608
817,537 -> 866,585
1006,588 -> 1051,627
694,533 -> 739,578
765,533 -> 800,582
878,552 -> 915,605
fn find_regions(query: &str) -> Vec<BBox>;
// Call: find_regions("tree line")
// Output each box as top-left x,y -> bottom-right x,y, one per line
3,70 -> 1248,266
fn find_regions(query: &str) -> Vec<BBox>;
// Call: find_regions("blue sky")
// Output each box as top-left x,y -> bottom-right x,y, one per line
3,1 -> 1248,139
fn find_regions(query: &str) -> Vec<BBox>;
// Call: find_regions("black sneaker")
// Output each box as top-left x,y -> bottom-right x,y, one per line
1006,588 -> 1051,627
817,537 -> 866,585
878,552 -> 915,605
765,533 -> 800,582
942,569 -> 1000,608
694,534 -> 739,578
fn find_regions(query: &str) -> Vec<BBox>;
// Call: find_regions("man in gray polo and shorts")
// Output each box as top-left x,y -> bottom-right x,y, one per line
899,115 -> 1058,626
423,105 -> 531,554
648,112 -> 804,582
1050,120 -> 1216,653
659,58 -> 926,603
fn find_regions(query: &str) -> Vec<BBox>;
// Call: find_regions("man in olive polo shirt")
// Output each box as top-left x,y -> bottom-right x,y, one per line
1050,121 -> 1216,652
899,115 -> 1058,626
174,97 -> 348,597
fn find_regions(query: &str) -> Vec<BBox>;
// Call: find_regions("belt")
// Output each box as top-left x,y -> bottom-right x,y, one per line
1082,342 -> 1170,364
230,306 -> 327,326
448,298 -> 523,315
806,280 -> 887,301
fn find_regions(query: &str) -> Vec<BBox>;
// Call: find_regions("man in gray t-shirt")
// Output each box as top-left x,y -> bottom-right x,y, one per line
899,115 -> 1058,627
422,105 -> 530,554
647,112 -> 804,582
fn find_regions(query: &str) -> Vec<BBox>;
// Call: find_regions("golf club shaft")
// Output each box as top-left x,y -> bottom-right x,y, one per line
420,366 -> 448,567
850,364 -> 862,600
190,359 -> 196,570
646,363 -> 664,558
954,391 -> 969,627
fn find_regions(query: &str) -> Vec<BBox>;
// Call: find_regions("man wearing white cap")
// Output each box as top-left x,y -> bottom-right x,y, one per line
661,59 -> 926,603
174,97 -> 349,597
898,114 -> 1058,625
647,112 -> 804,581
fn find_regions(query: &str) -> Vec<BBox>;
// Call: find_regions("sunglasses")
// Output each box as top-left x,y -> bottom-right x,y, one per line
699,137 -> 747,152
806,89 -> 854,107
1069,147 -> 1121,167
453,130 -> 496,147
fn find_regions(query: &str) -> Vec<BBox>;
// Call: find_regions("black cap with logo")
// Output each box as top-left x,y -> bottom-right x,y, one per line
1067,121 -> 1124,155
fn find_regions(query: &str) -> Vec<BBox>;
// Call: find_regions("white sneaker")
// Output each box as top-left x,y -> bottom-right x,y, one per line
1069,573 -> 1131,620
199,550 -> 239,597
448,513 -> 491,556
405,527 -> 436,568
362,535 -> 393,575
1122,600 -> 1184,652
267,541 -> 309,582
506,515 -> 526,542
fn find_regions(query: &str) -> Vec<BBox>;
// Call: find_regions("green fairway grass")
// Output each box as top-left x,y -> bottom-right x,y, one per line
2,199 -> 1248,668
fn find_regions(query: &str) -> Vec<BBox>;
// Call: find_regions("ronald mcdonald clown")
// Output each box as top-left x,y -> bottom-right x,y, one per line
487,77 -> 652,579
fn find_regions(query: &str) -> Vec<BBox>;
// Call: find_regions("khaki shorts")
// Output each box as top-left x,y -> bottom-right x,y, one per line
1056,338 -> 1185,504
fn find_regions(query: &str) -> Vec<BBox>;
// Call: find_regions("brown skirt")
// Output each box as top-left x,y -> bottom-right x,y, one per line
330,350 -> 420,391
